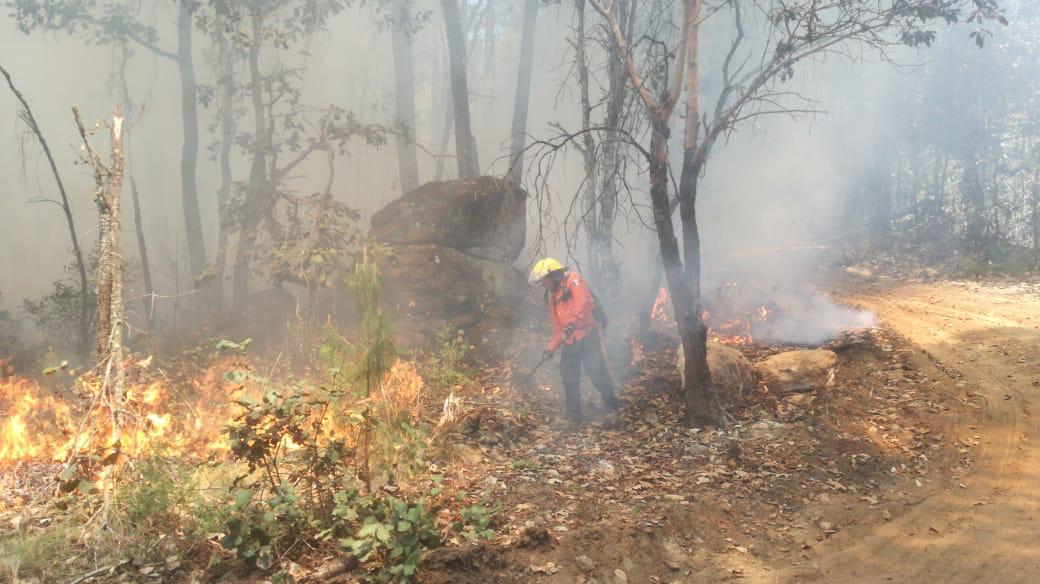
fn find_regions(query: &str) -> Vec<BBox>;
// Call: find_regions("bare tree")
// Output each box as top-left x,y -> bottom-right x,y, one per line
72,104 -> 126,454
590,0 -> 1003,425
1,63 -> 91,353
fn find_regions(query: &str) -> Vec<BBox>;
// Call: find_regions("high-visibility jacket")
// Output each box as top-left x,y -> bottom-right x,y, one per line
547,270 -> 598,352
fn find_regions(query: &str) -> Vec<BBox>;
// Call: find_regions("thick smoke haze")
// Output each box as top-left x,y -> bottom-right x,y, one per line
0,1 -> 981,343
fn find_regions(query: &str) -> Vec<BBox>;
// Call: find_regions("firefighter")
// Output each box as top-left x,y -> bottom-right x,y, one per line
529,258 -> 618,422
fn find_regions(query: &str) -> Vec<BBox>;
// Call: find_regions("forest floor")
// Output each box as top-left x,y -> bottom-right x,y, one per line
417,277 -> 1040,584
6,276 -> 1040,583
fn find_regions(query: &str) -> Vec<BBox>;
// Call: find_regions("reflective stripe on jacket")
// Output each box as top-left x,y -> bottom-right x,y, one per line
547,270 -> 598,352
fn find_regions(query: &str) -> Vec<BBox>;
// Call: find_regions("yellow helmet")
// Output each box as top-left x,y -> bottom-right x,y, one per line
529,258 -> 565,283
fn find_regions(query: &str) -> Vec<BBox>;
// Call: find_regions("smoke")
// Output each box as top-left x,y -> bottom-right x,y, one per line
0,2 -> 970,347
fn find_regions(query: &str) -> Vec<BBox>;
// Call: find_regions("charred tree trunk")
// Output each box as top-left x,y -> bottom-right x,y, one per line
214,19 -> 236,308
675,0 -> 718,426
391,0 -> 420,193
507,0 -> 539,182
440,0 -> 479,178
177,1 -> 207,285
651,119 -> 712,425
76,106 -> 127,486
73,105 -> 126,397
1,64 -> 90,354
233,8 -> 272,306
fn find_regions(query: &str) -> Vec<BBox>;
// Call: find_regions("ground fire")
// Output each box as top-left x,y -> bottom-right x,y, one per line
2,0 -> 1037,581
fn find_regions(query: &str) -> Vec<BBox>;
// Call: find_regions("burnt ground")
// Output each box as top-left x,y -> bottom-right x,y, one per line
414,319 -> 982,584
5,279 -> 1028,583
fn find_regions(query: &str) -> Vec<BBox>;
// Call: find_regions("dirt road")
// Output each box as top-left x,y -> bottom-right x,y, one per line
782,281 -> 1040,583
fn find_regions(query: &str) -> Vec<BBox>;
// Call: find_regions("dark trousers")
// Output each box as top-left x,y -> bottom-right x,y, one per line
560,328 -> 618,418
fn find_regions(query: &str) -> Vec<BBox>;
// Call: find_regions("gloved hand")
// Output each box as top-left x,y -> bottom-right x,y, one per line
564,325 -> 575,339
543,349 -> 555,361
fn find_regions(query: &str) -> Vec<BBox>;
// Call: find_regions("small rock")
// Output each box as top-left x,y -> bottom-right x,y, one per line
817,521 -> 835,532
614,568 -> 629,583
576,555 -> 596,573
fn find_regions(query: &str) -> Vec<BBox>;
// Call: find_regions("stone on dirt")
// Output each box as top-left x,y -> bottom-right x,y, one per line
676,341 -> 757,401
754,349 -> 838,394
370,177 -> 526,262
371,177 -> 527,347
576,555 -> 596,573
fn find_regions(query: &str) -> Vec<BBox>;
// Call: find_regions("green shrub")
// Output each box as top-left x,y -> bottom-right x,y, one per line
424,327 -> 471,389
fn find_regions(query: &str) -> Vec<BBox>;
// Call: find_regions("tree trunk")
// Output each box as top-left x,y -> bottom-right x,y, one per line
0,64 -> 90,354
484,0 -> 495,77
649,119 -> 713,425
116,44 -> 154,330
595,0 -> 629,289
130,177 -> 154,329
675,0 -> 716,425
103,110 -> 126,429
870,143 -> 892,239
507,0 -> 539,182
391,0 -> 420,194
963,151 -> 985,251
214,18 -> 236,309
177,1 -> 207,284
575,0 -> 599,278
440,0 -> 479,178
233,8 -> 272,306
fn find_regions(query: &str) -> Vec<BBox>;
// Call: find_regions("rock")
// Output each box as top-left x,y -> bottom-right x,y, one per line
369,178 -> 529,348
754,349 -> 838,394
614,568 -> 629,583
576,555 -> 596,573
370,177 -> 526,261
676,341 -> 757,401
517,526 -> 556,549
377,243 -> 526,348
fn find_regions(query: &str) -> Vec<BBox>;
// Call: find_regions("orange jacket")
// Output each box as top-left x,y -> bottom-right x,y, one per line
546,270 -> 598,352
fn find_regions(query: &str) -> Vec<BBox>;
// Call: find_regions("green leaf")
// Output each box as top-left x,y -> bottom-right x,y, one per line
76,479 -> 94,494
58,464 -> 77,481
234,488 -> 253,509
397,519 -> 412,532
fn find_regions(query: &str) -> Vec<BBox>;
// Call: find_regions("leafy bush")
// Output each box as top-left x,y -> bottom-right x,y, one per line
334,491 -> 442,583
423,327 -> 471,389
454,493 -> 499,542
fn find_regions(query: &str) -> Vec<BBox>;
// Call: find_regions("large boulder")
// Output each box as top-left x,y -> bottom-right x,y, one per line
379,244 -> 525,326
677,341 -> 757,402
371,178 -> 528,348
754,349 -> 838,394
370,177 -> 526,262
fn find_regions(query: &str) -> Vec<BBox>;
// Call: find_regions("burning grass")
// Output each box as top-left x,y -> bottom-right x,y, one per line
0,331 -> 496,582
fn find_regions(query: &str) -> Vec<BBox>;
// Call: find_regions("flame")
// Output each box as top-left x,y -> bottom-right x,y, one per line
0,354 -> 432,471
651,287 -> 672,322
649,288 -> 777,346
0,378 -> 76,464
